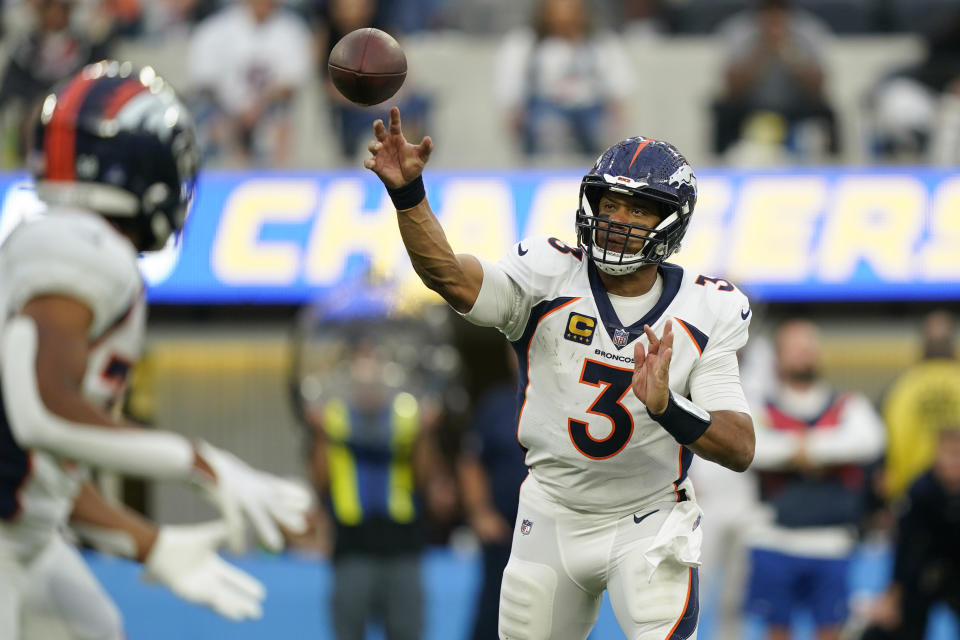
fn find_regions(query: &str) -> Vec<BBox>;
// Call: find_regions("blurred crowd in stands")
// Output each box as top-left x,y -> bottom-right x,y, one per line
2,0 -> 960,168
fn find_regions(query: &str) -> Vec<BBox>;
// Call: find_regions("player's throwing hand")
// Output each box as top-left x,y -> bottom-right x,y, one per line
364,107 -> 433,189
632,320 -> 674,415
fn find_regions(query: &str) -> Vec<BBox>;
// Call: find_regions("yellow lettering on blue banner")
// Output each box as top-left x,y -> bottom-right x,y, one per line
523,178 -> 580,242
674,176 -> 733,273
921,177 -> 960,281
439,180 -> 516,259
303,179 -> 401,285
727,177 -> 826,281
211,180 -> 317,284
818,176 -> 924,282
185,171 -> 960,298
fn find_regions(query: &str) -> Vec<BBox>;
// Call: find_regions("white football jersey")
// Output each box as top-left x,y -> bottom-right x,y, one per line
0,207 -> 145,558
470,236 -> 752,515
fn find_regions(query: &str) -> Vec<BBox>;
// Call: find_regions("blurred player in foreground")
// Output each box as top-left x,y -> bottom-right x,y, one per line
365,107 -> 756,639
0,61 -> 311,639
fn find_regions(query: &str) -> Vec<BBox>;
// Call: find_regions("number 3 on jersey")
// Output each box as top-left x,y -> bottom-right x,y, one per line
568,360 -> 635,460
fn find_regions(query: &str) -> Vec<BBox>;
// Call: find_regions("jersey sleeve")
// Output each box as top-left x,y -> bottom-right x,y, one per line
688,282 -> 752,413
462,236 -> 578,342
1,214 -> 141,338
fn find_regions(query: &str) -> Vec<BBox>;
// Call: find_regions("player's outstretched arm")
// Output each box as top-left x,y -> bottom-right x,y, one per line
3,297 -> 199,477
70,482 -> 265,621
633,321 -> 755,472
3,297 -> 311,552
364,107 -> 483,313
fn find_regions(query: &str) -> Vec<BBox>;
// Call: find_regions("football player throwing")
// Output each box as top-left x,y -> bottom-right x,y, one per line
365,107 -> 755,640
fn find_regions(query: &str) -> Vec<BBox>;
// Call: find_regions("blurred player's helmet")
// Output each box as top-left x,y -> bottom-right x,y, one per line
576,137 -> 697,275
29,60 -> 199,251
291,276 -> 463,425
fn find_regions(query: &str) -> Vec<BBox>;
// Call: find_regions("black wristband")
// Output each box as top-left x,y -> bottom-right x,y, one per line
647,391 -> 712,445
387,175 -> 426,210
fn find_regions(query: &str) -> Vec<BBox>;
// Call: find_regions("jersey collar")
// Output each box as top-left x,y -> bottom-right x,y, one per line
587,261 -> 683,350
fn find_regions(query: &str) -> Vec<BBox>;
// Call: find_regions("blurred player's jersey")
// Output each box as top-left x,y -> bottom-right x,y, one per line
473,236 -> 751,515
0,207 -> 145,558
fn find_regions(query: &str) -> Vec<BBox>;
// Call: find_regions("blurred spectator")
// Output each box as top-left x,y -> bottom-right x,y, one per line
292,288 -> 458,640
138,0 -> 222,39
882,310 -> 960,502
0,0 -> 105,167
867,9 -> 960,163
602,0 -> 668,39
860,426 -> 960,640
378,0 -> 447,33
187,0 -> 313,167
711,0 -> 840,163
313,0 -> 431,162
456,344 -> 526,640
493,0 -> 633,159
745,319 -> 886,640
307,343 -> 436,640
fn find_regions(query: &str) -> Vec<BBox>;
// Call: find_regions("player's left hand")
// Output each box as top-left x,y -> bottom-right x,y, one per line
194,442 -> 312,553
632,321 -> 674,415
143,522 -> 266,621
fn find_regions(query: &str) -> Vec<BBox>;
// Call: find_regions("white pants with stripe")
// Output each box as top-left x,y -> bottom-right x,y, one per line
498,474 -> 700,640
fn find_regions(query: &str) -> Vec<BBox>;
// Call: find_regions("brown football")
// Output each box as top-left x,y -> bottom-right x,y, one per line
328,28 -> 407,107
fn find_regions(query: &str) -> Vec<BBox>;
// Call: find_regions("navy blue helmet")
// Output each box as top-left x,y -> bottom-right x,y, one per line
576,137 -> 698,275
29,60 -> 199,251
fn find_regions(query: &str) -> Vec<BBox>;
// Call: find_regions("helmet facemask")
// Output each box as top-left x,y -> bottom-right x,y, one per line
576,180 -> 688,276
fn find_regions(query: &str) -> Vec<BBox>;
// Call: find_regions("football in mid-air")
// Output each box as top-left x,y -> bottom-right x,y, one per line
328,28 -> 407,107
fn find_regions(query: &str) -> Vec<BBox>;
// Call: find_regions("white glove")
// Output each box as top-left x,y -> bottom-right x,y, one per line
195,441 -> 312,553
143,522 -> 266,621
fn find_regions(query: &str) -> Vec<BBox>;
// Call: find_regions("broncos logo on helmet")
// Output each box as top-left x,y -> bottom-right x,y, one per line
29,60 -> 199,251
576,136 -> 697,275
668,164 -> 696,190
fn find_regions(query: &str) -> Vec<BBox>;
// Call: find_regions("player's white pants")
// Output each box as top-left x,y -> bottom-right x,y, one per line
0,534 -> 24,640
18,533 -> 124,640
498,475 -> 700,640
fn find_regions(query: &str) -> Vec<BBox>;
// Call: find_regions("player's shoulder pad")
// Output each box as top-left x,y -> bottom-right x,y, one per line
682,271 -> 750,318
504,236 -> 583,277
679,269 -> 751,352
499,236 -> 583,298
2,211 -> 141,333
5,211 -> 138,274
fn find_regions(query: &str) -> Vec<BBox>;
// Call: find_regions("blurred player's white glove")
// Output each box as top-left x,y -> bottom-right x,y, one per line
143,522 -> 266,621
194,441 -> 312,553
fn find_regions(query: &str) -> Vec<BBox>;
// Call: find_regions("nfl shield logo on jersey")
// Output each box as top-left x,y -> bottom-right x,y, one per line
613,328 -> 630,347
520,519 -> 533,535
